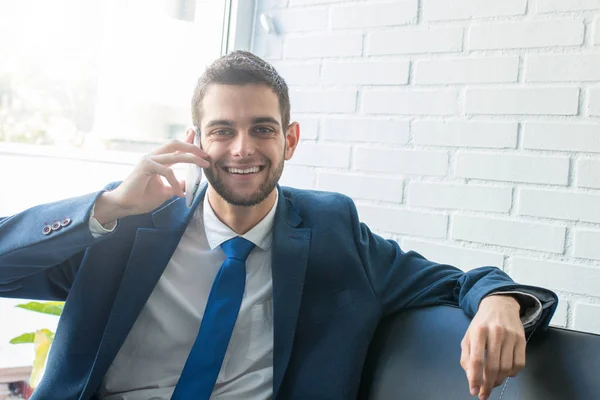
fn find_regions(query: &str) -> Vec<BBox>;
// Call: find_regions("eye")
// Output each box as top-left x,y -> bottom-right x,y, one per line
213,129 -> 233,136
254,126 -> 275,135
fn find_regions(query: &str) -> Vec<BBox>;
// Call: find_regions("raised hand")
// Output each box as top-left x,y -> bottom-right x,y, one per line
93,129 -> 209,225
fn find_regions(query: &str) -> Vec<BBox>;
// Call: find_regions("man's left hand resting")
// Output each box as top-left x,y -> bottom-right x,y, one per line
460,294 -> 525,400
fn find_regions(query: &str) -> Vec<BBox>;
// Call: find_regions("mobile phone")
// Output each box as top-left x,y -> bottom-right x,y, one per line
185,126 -> 203,208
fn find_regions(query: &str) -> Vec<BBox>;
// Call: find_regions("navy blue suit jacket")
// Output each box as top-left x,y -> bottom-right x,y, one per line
0,183 -> 557,399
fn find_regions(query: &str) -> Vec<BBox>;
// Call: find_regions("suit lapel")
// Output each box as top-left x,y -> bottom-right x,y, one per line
82,185 -> 208,398
271,188 -> 311,398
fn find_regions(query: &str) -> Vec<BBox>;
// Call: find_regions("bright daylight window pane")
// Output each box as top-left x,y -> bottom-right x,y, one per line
0,0 -> 227,151
0,0 -> 228,384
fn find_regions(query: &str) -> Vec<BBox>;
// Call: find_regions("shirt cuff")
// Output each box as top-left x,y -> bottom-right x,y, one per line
89,203 -> 118,238
487,291 -> 543,329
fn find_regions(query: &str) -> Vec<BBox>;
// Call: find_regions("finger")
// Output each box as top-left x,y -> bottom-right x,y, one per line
511,332 -> 526,377
151,152 -> 210,168
497,333 -> 517,385
179,178 -> 186,194
185,128 -> 195,143
150,139 -> 208,159
143,159 -> 183,197
467,327 -> 486,397
480,327 -> 502,400
460,335 -> 471,375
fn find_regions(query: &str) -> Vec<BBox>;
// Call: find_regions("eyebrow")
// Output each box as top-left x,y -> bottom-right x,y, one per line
205,116 -> 281,128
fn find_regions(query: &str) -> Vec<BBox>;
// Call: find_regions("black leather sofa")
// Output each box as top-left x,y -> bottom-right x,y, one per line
359,305 -> 600,399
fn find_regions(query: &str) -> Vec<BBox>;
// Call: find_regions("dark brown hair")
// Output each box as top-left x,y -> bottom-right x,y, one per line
191,51 -> 290,130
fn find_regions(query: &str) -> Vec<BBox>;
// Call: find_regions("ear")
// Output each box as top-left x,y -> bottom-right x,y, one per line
284,122 -> 300,161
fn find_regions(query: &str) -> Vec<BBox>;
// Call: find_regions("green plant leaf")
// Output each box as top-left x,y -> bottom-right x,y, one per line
9,332 -> 36,344
30,329 -> 53,389
16,301 -> 64,316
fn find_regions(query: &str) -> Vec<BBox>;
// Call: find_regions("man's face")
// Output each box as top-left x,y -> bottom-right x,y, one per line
199,83 -> 298,207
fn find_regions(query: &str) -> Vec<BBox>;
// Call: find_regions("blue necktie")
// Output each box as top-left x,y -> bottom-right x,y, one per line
172,236 -> 255,399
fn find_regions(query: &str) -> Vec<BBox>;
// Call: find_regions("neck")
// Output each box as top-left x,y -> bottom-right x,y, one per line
207,187 -> 277,234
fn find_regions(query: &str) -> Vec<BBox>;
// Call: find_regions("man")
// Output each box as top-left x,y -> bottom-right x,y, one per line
0,51 -> 557,400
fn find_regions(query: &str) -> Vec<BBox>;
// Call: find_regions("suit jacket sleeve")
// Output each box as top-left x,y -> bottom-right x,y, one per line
0,182 -> 120,300
347,197 -> 558,332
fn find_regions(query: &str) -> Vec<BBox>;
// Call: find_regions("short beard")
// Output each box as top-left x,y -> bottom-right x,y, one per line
204,157 -> 284,207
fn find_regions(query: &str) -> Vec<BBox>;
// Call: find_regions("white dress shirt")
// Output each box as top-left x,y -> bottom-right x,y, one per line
96,192 -> 277,400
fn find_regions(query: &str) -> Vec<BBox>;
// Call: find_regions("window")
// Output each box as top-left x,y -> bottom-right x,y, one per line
0,0 -> 231,151
0,0 -> 253,384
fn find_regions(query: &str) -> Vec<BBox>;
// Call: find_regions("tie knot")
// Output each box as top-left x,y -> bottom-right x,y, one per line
220,237 -> 256,261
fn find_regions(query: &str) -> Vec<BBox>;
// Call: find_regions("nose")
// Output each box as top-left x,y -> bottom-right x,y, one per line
230,132 -> 255,158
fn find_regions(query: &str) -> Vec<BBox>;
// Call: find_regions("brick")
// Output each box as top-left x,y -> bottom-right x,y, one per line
520,188 -> 600,223
270,7 -> 328,33
293,116 -> 319,140
289,142 -> 351,168
590,88 -> 600,116
453,216 -> 566,253
512,257 -> 600,297
574,304 -> 600,335
252,35 -> 283,60
285,33 -> 362,59
317,172 -> 403,202
423,0 -> 527,21
322,117 -> 409,144
595,18 -> 600,45
550,300 -> 568,327
469,20 -> 585,50
577,158 -> 600,189
322,60 -> 409,85
280,165 -> 316,189
358,205 -> 448,238
523,123 -> 600,152
456,152 -> 569,185
401,238 -> 505,271
412,121 -> 517,149
408,182 -> 512,212
290,89 -> 356,113
330,1 -> 418,29
573,229 -> 600,260
363,89 -> 458,115
415,57 -> 519,85
272,62 -> 320,85
465,88 -> 580,116
355,147 -> 448,176
367,27 -> 463,55
526,54 -> 600,82
537,0 -> 600,12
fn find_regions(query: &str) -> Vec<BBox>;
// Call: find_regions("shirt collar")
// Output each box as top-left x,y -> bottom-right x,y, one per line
201,190 -> 278,251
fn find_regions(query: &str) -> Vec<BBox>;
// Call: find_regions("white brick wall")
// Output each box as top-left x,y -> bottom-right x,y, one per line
536,0 -> 600,13
414,57 -> 519,85
573,229 -> 600,260
468,20 -> 585,50
423,0 -> 527,22
577,158 -> 600,188
412,121 -> 518,148
253,0 -> 600,332
455,152 -> 569,185
330,1 -> 417,29
452,216 -> 566,253
590,88 -> 600,116
465,88 -> 580,115
408,182 -> 512,212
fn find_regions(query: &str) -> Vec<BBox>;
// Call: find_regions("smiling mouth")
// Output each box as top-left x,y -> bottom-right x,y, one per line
224,166 -> 264,174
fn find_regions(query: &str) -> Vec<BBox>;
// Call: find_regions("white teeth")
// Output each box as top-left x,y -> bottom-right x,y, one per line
227,166 -> 260,174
